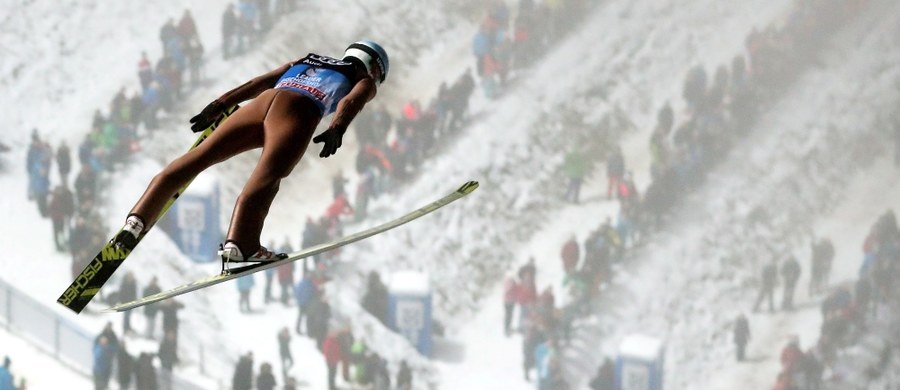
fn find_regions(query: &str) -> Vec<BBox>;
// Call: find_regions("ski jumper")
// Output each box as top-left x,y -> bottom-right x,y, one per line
128,53 -> 361,255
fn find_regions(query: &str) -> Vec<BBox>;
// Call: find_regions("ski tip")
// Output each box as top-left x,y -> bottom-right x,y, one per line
101,305 -> 123,314
457,181 -> 479,194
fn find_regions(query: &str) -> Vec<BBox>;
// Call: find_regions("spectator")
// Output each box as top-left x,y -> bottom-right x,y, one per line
160,299 -> 184,345
293,272 -> 315,334
361,271 -> 389,325
48,183 -> 75,251
95,322 -> 120,351
616,172 -> 639,211
781,255 -> 801,310
256,362 -> 276,390
134,353 -> 157,390
277,240 -> 295,305
367,352 -> 390,390
0,357 -> 14,390
606,146 -> 625,199
522,326 -> 543,381
753,259 -> 777,313
238,0 -> 258,48
142,276 -> 162,338
332,171 -> 348,200
855,276 -> 873,320
396,360 -> 412,390
324,192 -> 354,228
734,313 -> 750,361
177,9 -> 199,44
307,292 -> 331,350
683,65 -> 708,114
503,277 -> 518,336
116,340 -> 135,390
222,3 -> 239,59
800,348 -> 824,390
446,69 -> 475,132
56,141 -> 71,184
181,22 -> 204,87
93,336 -> 115,390
137,52 -> 153,92
322,330 -> 342,390
563,147 -> 587,203
588,358 -> 614,390
232,352 -> 254,390
560,235 -> 579,275
27,135 -> 52,217
74,162 -> 97,206
159,18 -> 177,56
237,273 -> 255,313
141,81 -> 161,130
780,336 -> 803,374
157,331 -> 178,390
809,237 -> 834,296
301,216 -> 324,271
118,271 -> 138,334
277,327 -> 293,379
264,267 -> 275,304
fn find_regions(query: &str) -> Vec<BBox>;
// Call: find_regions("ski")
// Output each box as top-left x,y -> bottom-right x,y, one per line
57,106 -> 240,314
104,181 -> 479,312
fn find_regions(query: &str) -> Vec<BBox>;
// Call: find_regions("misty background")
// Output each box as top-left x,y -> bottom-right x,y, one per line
1,0 -> 899,389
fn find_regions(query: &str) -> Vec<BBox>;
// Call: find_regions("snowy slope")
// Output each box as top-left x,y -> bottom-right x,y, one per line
559,1 -> 900,388
1,0 -> 899,389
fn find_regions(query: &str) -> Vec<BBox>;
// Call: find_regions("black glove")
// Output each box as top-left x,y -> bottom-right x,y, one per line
189,100 -> 225,132
312,126 -> 347,158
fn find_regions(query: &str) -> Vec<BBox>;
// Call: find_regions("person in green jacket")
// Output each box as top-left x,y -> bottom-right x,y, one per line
563,147 -> 588,203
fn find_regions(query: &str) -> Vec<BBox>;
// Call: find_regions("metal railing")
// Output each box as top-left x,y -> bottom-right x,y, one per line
0,278 -> 206,390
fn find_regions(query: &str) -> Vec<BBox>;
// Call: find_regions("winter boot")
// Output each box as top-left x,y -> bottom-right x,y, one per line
219,241 -> 287,263
113,215 -> 145,250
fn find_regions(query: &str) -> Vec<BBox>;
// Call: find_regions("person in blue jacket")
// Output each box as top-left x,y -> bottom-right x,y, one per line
293,273 -> 315,334
0,356 -> 15,390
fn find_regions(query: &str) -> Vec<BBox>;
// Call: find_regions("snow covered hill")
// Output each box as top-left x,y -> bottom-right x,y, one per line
1,0 -> 898,389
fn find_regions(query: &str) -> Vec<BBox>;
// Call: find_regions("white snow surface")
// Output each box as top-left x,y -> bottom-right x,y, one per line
0,0 -> 898,389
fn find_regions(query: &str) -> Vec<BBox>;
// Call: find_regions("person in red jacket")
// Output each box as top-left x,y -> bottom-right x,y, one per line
560,235 -> 579,275
322,330 -> 343,390
325,193 -> 354,225
780,336 -> 803,373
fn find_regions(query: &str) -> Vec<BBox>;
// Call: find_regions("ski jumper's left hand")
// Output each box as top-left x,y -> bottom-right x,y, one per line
313,126 -> 347,158
315,76 -> 378,158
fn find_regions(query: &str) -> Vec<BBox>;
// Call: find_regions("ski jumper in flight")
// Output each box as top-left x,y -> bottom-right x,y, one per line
115,41 -> 389,262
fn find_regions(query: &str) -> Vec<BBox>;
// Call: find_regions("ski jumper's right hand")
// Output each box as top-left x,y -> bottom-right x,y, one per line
189,100 -> 226,132
312,125 -> 347,158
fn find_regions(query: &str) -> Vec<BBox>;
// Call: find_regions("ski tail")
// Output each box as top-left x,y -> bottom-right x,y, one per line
104,181 -> 479,312
57,106 -> 239,314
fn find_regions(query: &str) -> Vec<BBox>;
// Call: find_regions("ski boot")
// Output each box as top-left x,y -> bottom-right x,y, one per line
219,241 -> 287,273
112,215 -> 145,251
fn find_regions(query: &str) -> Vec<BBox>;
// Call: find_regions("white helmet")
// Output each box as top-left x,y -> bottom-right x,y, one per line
343,40 -> 389,84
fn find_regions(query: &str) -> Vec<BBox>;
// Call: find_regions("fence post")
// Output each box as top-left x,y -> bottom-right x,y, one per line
55,318 -> 61,359
199,344 -> 205,375
5,285 -> 11,331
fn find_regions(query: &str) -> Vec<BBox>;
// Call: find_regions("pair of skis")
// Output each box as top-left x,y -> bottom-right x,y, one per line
57,107 -> 478,313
